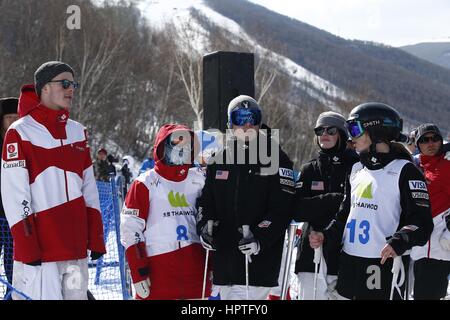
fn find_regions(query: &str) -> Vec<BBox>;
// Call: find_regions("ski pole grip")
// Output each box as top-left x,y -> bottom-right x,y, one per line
242,225 -> 250,239
207,220 -> 214,236
313,247 -> 321,264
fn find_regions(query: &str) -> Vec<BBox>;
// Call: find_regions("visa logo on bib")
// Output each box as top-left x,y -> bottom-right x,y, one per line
408,180 -> 427,191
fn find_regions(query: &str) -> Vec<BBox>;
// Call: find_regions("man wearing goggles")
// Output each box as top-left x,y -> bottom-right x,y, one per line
197,95 -> 295,300
228,97 -> 262,141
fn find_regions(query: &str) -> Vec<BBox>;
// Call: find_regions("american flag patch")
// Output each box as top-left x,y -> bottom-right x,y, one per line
215,170 -> 229,180
311,181 -> 324,191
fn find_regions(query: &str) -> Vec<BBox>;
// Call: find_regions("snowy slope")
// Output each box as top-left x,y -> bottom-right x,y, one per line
137,0 -> 352,111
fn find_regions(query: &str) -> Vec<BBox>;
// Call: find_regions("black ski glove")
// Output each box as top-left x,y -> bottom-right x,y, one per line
90,251 -> 104,261
386,226 -> 417,256
26,260 -> 41,266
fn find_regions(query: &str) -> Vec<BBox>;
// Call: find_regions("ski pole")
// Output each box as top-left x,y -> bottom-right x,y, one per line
281,221 -> 299,300
313,245 -> 322,300
202,220 -> 214,299
296,223 -> 306,300
242,225 -> 251,300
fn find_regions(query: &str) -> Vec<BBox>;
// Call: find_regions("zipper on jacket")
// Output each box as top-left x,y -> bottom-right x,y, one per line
61,139 -> 69,202
233,171 -> 241,223
230,169 -> 241,285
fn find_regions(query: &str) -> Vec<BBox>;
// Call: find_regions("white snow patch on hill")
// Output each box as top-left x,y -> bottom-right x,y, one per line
138,0 -> 352,111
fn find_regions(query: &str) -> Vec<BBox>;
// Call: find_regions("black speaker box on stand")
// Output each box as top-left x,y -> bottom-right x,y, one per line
202,51 -> 255,132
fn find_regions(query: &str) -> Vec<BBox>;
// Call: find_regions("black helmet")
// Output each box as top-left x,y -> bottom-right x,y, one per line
346,102 -> 403,143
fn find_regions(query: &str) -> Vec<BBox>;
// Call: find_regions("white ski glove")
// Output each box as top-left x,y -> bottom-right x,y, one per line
439,230 -> 450,251
238,226 -> 260,263
238,239 -> 260,256
134,278 -> 151,299
200,220 -> 216,251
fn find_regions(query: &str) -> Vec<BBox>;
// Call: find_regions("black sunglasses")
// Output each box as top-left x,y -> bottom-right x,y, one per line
48,79 -> 79,90
314,127 -> 338,136
418,135 -> 441,144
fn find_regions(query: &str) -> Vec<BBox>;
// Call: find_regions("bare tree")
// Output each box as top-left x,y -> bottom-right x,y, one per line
166,22 -> 204,129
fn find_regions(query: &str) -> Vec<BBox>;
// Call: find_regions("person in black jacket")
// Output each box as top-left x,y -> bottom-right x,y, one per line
0,97 -> 19,299
310,102 -> 433,300
196,95 -> 294,300
294,111 -> 359,300
93,148 -> 110,181
197,95 -> 343,300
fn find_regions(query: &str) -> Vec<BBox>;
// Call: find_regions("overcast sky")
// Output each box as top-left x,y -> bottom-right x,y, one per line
248,0 -> 450,47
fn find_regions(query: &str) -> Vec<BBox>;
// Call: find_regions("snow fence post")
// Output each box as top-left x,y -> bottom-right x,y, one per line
111,174 -> 130,299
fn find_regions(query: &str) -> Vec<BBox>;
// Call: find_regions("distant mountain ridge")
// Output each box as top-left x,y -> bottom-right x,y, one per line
199,0 -> 450,134
401,42 -> 450,70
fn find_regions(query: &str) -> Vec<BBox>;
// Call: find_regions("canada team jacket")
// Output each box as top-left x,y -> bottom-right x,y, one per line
1,104 -> 106,263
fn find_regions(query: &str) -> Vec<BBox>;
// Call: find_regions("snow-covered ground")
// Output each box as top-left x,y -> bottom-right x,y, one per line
2,227 -> 449,300
88,230 -> 126,300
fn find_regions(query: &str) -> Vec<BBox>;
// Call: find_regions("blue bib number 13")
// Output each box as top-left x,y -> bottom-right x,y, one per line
346,219 -> 370,244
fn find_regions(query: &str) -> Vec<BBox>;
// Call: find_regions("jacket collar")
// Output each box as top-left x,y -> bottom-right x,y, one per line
30,104 -> 69,140
420,152 -> 444,169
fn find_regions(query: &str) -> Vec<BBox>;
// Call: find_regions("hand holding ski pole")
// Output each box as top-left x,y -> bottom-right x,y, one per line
134,278 -> 151,299
238,225 -> 260,263
309,230 -> 324,249
200,220 -> 216,251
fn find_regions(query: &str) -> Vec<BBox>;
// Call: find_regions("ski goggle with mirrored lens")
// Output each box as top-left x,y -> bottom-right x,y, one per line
167,132 -> 192,148
230,108 -> 262,126
314,126 -> 338,136
346,120 -> 365,138
48,79 -> 79,90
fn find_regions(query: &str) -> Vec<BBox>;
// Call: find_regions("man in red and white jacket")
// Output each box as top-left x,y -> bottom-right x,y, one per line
1,61 -> 106,300
120,124 -> 211,300
411,123 -> 450,300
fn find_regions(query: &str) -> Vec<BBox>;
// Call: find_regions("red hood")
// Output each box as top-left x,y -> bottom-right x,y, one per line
154,124 -> 197,182
18,84 -> 40,118
18,84 -> 70,140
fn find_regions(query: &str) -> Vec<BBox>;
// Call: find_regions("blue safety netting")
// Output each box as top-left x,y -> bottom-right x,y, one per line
0,175 -> 130,300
